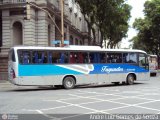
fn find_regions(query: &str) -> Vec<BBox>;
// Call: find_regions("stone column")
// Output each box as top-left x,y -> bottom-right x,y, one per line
50,23 -> 55,46
2,10 -> 11,48
23,8 -> 36,45
1,10 -> 10,55
36,10 -> 48,46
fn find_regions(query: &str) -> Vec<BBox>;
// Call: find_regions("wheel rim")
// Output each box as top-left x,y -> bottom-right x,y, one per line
66,79 -> 73,88
128,75 -> 134,84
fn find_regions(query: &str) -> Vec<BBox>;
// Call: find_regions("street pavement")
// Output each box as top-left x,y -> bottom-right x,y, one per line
0,75 -> 160,120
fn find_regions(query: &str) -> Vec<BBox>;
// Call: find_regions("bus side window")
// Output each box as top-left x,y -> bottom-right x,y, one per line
70,52 -> 88,63
100,53 -> 106,63
60,52 -> 68,63
70,52 -> 86,64
39,52 -> 45,63
70,52 -> 76,63
89,53 -> 94,63
18,51 -> 23,64
89,53 -> 100,63
23,51 -> 30,64
83,53 -> 89,63
48,52 -> 53,63
53,52 -> 60,63
33,52 -> 39,63
107,53 -> 113,63
32,51 -> 47,64
107,53 -> 122,63
78,52 -> 83,63
123,53 -> 137,63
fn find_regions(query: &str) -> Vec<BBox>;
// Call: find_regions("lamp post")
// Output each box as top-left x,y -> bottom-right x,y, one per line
60,0 -> 64,46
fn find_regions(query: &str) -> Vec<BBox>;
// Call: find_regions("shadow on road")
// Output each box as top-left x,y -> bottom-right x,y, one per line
5,82 -> 145,92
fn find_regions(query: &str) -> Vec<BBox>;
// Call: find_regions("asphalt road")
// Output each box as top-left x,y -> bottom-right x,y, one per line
0,75 -> 160,120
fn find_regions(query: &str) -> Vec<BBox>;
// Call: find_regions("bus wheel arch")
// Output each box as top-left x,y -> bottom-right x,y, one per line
63,75 -> 76,89
126,73 -> 136,85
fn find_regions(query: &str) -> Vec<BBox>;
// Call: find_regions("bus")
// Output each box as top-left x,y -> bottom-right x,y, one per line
8,46 -> 150,89
149,55 -> 158,76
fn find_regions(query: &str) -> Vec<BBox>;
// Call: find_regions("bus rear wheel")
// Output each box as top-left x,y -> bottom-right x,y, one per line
126,74 -> 135,85
63,76 -> 75,89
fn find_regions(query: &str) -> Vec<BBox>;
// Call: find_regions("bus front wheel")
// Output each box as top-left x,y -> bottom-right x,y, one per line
126,74 -> 135,85
63,76 -> 75,89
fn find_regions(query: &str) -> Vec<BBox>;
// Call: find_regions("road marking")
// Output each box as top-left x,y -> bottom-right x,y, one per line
135,105 -> 160,113
36,110 -> 60,120
20,78 -> 160,116
56,100 -> 107,113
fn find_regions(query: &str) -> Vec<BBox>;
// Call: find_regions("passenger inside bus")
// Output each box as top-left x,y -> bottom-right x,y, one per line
23,52 -> 30,64
48,52 -> 53,63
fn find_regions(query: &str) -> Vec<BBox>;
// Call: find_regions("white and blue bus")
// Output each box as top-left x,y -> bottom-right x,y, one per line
8,46 -> 150,89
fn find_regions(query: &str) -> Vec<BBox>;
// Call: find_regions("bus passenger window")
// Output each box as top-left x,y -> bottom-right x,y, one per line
100,53 -> 106,63
53,52 -> 61,63
32,51 -> 47,64
33,52 -> 38,63
48,52 -> 53,63
39,52 -> 45,63
19,51 -> 30,64
83,53 -> 89,63
23,52 -> 30,64
60,52 -> 69,63
69,52 -> 88,64
70,52 -> 87,64
69,52 -> 76,63
123,53 -> 137,63
89,53 -> 101,63
78,52 -> 83,63
107,53 -> 122,63
89,53 -> 94,63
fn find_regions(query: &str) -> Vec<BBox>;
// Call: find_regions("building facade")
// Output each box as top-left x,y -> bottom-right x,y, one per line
0,0 -> 100,80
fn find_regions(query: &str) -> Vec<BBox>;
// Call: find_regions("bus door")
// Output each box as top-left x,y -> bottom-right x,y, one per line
138,53 -> 150,80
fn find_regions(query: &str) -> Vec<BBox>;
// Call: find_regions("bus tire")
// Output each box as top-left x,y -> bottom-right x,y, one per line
126,74 -> 135,85
63,76 -> 75,89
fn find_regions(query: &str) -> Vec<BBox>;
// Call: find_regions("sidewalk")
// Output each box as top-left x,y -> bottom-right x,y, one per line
0,80 -> 8,83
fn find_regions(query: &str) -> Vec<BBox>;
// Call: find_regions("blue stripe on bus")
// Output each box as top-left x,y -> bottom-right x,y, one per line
90,64 -> 148,74
18,64 -> 82,76
18,64 -> 149,76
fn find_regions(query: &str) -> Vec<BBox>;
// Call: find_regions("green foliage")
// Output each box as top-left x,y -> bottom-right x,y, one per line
75,0 -> 131,48
132,0 -> 160,54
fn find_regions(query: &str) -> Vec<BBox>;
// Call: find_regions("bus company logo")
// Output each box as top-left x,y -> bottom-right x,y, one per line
101,66 -> 124,73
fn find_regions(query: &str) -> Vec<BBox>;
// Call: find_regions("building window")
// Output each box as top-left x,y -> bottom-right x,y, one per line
13,21 -> 23,46
75,38 -> 78,45
70,35 -> 73,45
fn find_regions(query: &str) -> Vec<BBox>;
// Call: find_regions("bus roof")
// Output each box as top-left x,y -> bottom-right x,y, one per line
11,45 -> 147,54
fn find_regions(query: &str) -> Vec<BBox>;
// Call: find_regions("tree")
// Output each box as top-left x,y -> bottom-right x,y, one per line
132,0 -> 160,54
75,0 -> 97,44
75,0 -> 131,48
